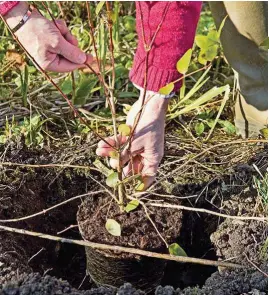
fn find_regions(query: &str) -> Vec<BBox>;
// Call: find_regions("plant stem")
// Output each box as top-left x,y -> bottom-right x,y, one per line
0,224 -> 245,269
0,8 -> 115,149
106,1 -> 124,211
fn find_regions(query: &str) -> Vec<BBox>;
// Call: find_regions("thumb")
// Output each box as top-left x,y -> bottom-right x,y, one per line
57,37 -> 88,64
140,155 -> 160,189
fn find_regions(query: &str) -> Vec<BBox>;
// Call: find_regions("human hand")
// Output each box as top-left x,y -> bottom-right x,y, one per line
5,2 -> 92,72
96,91 -> 168,190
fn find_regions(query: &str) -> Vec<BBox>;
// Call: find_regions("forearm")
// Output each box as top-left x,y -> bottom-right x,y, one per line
130,1 -> 202,92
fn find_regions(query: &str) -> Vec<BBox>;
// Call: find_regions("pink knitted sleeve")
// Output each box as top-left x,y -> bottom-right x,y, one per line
130,1 -> 202,92
0,1 -> 19,16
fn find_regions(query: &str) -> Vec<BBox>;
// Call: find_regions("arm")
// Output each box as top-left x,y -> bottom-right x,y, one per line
98,1 -> 202,189
2,2 -> 93,72
130,1 -> 202,92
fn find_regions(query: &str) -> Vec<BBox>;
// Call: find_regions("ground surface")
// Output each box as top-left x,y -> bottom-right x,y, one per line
0,2 -> 268,294
0,138 -> 267,294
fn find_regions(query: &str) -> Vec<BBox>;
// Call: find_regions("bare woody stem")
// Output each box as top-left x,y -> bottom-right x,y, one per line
85,1 -> 101,72
105,1 -> 124,210
0,224 -> 245,269
123,2 -> 170,152
0,11 -> 115,150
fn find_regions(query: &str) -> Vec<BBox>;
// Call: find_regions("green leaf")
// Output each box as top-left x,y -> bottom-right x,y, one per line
217,15 -> 228,38
195,35 -> 208,49
195,122 -> 205,136
176,49 -> 192,74
105,219 -> 121,236
135,178 -> 145,191
159,83 -> 174,95
0,135 -> 7,144
96,1 -> 105,15
169,243 -> 187,257
118,124 -> 131,136
206,85 -> 230,140
125,200 -> 139,213
93,159 -> 112,176
61,79 -> 72,95
198,50 -> 208,65
109,151 -> 119,159
207,30 -> 219,45
123,16 -> 136,32
106,172 -> 119,188
75,78 -> 96,105
219,120 -> 236,134
260,37 -> 269,50
204,44 -> 218,62
123,104 -> 132,115
177,85 -> 228,116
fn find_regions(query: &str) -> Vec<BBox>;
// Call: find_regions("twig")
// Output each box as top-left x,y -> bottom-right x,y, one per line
244,253 -> 268,277
57,224 -> 78,235
28,247 -> 45,263
105,1 -> 124,210
148,203 -> 267,222
0,161 -> 99,171
0,190 -> 105,223
124,2 -> 170,150
85,2 -> 101,72
0,224 -> 244,269
153,139 -> 267,189
0,9 -> 115,150
141,202 -> 168,248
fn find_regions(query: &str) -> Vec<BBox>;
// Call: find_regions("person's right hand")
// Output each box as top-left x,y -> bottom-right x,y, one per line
4,2 -> 92,72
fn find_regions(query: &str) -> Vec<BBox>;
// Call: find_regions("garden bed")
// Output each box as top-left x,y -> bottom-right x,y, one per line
0,135 -> 267,294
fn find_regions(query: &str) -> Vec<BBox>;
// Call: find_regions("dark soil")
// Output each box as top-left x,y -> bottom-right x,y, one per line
77,195 -> 183,253
0,142 -> 267,294
211,194 -> 267,266
1,265 -> 267,295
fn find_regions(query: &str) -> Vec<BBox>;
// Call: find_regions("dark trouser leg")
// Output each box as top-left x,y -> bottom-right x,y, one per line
209,1 -> 268,137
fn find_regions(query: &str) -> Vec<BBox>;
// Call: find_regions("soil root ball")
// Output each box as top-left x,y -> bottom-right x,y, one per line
77,196 -> 182,293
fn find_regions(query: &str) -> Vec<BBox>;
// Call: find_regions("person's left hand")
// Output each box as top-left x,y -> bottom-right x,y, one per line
96,92 -> 168,190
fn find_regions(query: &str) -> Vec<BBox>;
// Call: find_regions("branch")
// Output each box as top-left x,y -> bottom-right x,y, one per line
0,224 -> 245,269
152,139 -> 268,189
148,203 -> 267,222
0,162 -> 99,172
0,190 -> 105,223
0,6 -> 115,150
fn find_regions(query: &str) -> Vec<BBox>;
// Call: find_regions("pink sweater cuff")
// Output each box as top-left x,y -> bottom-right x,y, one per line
129,53 -> 182,92
0,1 -> 19,16
130,1 -> 202,93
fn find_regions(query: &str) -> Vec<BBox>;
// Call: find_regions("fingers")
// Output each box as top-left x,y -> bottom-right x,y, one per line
45,54 -> 91,72
55,19 -> 78,46
57,37 -> 90,64
96,135 -> 127,157
122,156 -> 156,190
141,156 -> 159,177
109,148 -> 131,170
123,155 -> 143,177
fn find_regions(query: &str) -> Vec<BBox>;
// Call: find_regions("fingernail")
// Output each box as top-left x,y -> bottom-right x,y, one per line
78,53 -> 86,64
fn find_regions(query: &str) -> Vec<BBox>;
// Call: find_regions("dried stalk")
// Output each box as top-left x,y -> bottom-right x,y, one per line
105,1 -> 124,210
148,203 -> 267,222
152,139 -> 267,189
123,2 -> 170,152
0,224 -> 245,269
0,13 -> 114,150
0,190 -> 105,223
85,2 -> 101,71
0,161 -> 99,171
